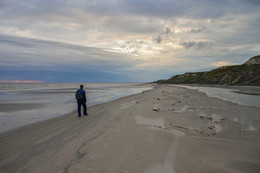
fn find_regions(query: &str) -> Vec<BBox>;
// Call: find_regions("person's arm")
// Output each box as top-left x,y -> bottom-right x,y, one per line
84,91 -> 87,103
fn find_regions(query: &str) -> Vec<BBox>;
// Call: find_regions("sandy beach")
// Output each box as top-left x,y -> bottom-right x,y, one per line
0,85 -> 260,173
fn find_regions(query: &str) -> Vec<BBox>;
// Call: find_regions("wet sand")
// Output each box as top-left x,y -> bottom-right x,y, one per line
0,85 -> 259,173
0,103 -> 47,112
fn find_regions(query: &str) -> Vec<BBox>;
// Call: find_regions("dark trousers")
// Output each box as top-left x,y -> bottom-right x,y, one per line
77,101 -> 87,117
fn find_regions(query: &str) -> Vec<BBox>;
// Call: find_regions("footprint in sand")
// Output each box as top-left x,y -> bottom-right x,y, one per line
231,117 -> 244,124
153,104 -> 160,112
103,142 -> 110,148
175,105 -> 189,113
120,101 -> 137,109
133,154 -> 141,161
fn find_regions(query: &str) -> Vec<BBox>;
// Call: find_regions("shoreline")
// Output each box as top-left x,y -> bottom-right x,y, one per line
0,85 -> 259,173
0,89 -> 152,136
0,83 -> 154,134
176,84 -> 260,108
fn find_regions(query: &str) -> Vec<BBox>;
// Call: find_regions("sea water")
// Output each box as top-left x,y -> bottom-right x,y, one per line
0,83 -> 153,133
181,85 -> 260,108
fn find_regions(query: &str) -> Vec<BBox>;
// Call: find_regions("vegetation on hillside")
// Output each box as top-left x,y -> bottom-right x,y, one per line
156,56 -> 260,86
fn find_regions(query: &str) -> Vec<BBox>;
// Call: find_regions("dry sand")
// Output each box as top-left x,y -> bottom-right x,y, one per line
0,85 -> 260,173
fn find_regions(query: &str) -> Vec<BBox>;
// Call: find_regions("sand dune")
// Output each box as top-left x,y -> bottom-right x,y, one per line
0,85 -> 259,173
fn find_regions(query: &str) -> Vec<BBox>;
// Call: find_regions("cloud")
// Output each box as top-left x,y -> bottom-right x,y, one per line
0,0 -> 260,82
153,35 -> 161,44
188,28 -> 203,33
0,0 -> 259,49
0,35 -> 134,69
0,35 -> 186,72
179,40 -> 214,49
162,27 -> 171,35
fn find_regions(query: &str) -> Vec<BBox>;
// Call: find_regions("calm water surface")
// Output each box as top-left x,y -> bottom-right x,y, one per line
181,85 -> 260,108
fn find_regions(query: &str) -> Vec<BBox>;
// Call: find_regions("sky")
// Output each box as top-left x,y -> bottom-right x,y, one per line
0,0 -> 259,83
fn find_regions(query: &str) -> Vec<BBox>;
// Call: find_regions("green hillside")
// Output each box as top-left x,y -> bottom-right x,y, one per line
156,55 -> 260,86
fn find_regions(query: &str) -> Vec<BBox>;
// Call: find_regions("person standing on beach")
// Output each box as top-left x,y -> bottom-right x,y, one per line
75,85 -> 88,117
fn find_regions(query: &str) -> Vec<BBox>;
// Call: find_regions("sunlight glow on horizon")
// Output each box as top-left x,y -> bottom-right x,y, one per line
212,61 -> 236,67
0,80 -> 44,83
